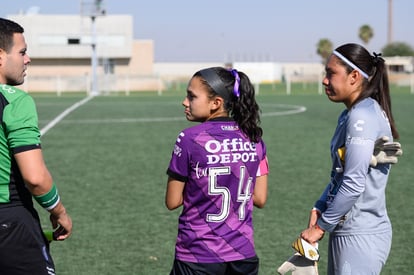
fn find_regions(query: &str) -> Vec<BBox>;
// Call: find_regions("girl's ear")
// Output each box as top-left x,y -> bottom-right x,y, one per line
349,69 -> 362,85
211,96 -> 224,111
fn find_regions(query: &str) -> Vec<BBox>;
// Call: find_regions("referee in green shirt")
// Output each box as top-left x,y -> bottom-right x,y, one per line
0,18 -> 72,275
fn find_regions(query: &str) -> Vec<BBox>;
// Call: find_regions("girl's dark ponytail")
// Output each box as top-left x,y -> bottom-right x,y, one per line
335,44 -> 399,139
196,67 -> 263,142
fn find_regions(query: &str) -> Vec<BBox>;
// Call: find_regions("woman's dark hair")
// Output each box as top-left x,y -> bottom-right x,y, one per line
334,43 -> 399,139
0,18 -> 24,52
194,67 -> 263,142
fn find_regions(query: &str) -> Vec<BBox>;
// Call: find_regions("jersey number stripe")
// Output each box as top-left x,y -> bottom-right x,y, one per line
206,166 -> 253,222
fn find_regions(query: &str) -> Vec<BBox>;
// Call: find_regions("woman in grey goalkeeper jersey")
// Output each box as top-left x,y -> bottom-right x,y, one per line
300,43 -> 399,275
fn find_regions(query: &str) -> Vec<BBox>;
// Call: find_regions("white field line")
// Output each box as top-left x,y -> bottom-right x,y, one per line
261,104 -> 307,117
40,95 -> 95,136
39,102 -> 306,130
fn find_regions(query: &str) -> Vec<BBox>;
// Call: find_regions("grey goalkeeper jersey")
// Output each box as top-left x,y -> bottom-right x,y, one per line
315,98 -> 393,235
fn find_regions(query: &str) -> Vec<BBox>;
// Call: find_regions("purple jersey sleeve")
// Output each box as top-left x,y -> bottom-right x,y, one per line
167,119 -> 267,263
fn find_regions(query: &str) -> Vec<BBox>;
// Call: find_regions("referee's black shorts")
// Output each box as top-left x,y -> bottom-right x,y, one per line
170,256 -> 259,275
0,206 -> 55,275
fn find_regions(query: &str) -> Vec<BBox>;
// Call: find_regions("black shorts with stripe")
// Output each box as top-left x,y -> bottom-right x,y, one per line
170,256 -> 259,275
0,206 -> 55,275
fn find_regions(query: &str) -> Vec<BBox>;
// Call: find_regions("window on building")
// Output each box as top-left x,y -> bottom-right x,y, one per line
388,65 -> 405,73
103,58 -> 115,74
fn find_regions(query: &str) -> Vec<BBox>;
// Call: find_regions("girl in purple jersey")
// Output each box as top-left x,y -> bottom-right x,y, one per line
166,67 -> 269,275
301,43 -> 399,274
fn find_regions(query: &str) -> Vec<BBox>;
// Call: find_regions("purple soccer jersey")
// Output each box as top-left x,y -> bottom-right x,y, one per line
167,118 -> 269,263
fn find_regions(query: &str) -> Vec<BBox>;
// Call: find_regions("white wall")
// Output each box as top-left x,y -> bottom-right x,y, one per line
154,62 -> 323,83
9,14 -> 133,58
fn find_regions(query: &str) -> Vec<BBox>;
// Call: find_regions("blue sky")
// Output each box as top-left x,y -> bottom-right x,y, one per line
2,0 -> 413,62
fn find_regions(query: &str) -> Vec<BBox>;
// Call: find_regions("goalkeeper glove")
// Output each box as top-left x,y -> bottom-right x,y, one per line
337,136 -> 402,167
292,237 -> 320,261
371,136 -> 403,167
277,237 -> 320,275
277,253 -> 319,275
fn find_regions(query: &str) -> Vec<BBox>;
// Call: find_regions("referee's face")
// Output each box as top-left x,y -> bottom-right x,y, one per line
0,33 -> 31,86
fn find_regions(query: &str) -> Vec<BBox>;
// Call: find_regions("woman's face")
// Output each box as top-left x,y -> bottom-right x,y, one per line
182,76 -> 216,122
322,55 -> 362,108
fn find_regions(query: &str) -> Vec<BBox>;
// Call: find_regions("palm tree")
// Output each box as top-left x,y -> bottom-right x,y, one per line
359,24 -> 374,45
316,38 -> 333,64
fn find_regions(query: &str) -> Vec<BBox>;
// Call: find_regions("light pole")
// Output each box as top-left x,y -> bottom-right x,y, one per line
387,0 -> 393,44
91,14 -> 98,95
82,0 -> 105,96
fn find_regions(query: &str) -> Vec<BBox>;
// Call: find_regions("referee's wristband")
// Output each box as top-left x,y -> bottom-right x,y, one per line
34,183 -> 60,210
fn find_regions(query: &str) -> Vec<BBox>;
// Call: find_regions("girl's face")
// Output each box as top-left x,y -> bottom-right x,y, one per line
322,55 -> 362,108
182,76 -> 217,122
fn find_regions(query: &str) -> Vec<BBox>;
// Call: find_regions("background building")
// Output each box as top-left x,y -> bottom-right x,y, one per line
10,14 -> 156,93
8,14 -> 413,94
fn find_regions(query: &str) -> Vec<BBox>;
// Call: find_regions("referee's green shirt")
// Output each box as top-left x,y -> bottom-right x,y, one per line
0,84 -> 41,206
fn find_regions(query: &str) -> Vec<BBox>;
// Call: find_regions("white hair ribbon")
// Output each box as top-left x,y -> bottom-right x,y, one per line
333,50 -> 369,79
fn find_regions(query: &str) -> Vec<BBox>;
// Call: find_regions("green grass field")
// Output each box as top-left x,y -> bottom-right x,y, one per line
32,83 -> 413,274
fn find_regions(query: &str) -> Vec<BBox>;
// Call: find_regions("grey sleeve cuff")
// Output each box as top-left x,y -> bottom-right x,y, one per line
317,218 -> 336,233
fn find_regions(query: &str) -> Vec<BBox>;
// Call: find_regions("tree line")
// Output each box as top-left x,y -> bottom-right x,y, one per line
316,24 -> 414,64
